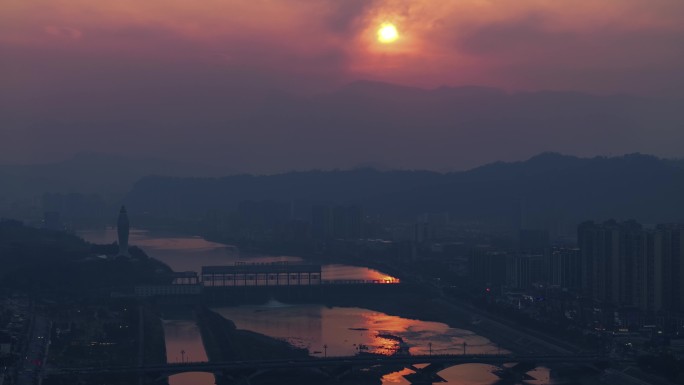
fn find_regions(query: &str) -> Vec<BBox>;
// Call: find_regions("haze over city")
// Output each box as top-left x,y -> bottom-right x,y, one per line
2,0 -> 684,172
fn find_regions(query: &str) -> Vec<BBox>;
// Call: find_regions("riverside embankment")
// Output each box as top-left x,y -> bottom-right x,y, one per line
194,306 -> 392,385
195,306 -> 309,361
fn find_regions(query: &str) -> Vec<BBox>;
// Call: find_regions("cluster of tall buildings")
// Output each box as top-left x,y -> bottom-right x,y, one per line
470,229 -> 560,291
199,201 -> 365,246
579,220 -> 684,313
311,205 -> 362,240
238,200 -> 292,227
469,244 -> 573,291
469,220 -> 684,315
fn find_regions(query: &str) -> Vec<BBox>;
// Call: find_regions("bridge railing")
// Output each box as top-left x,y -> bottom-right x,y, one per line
48,353 -> 618,375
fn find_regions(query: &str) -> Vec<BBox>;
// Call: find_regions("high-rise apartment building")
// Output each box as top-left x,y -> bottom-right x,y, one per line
311,204 -> 362,240
578,221 -> 684,313
549,247 -> 581,290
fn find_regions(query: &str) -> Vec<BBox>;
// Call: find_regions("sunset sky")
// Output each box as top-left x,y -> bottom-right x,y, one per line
2,0 -> 684,171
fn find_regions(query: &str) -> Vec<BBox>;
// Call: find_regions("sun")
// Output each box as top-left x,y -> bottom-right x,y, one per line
377,23 -> 399,44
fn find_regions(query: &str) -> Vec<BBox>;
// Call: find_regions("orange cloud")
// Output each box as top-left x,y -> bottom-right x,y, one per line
1,0 -> 684,94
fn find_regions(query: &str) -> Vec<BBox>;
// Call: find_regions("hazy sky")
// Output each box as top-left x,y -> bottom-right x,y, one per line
2,0 -> 684,171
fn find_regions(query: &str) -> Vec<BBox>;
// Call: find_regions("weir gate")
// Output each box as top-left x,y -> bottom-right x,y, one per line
203,264 -> 322,287
201,263 -> 398,287
136,262 -> 402,303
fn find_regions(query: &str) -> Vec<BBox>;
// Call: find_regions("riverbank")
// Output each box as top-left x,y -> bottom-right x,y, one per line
195,306 -> 309,361
320,254 -> 588,356
323,286 -> 561,355
194,307 -> 395,385
141,305 -> 168,367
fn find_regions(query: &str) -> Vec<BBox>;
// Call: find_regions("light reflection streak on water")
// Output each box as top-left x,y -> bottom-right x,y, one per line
212,304 -> 542,385
162,320 -> 214,385
213,305 -> 499,357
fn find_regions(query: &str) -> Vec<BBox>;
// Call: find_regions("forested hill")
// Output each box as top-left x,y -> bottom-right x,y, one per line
0,220 -> 171,294
123,153 -> 684,229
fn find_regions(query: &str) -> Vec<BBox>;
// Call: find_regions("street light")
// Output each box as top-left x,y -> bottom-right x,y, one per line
323,344 -> 328,358
180,349 -> 185,363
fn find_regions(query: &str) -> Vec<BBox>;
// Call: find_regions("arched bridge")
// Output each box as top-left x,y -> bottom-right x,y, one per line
49,353 -> 621,384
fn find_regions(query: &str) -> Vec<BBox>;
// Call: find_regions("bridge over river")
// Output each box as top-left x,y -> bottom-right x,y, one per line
49,353 -> 622,385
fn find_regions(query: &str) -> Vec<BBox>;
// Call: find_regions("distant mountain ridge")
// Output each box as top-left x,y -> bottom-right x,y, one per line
237,80 -> 683,173
0,153 -> 234,202
124,153 -> 684,232
5,79 -> 683,174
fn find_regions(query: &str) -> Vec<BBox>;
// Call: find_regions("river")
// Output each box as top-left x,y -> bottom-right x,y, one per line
78,229 -> 552,385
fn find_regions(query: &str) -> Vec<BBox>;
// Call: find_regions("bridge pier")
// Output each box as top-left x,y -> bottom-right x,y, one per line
141,372 -> 170,385
214,372 -> 232,385
404,363 -> 448,384
215,369 -> 268,385
492,361 -> 537,383
319,364 -> 356,382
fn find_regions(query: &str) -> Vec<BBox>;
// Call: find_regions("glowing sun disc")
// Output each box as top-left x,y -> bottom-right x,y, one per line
378,23 -> 398,43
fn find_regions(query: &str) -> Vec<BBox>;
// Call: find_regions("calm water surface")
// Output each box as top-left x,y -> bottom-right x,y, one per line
78,228 -> 551,385
214,304 -> 497,357
162,320 -> 214,385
